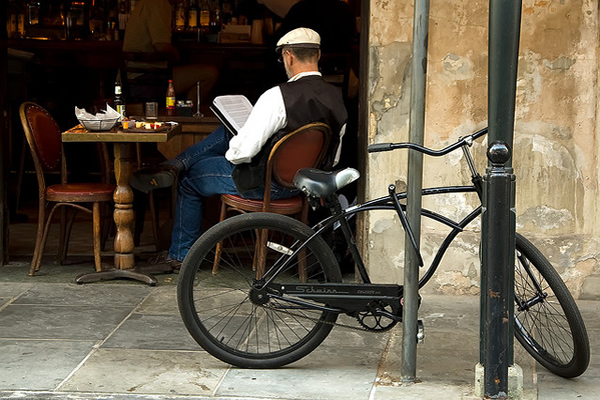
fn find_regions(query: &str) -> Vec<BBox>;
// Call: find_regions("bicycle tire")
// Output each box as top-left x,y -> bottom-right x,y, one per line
177,212 -> 342,369
514,233 -> 590,378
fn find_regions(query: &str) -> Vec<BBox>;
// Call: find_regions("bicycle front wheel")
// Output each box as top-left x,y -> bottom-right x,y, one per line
514,233 -> 590,378
177,212 -> 342,369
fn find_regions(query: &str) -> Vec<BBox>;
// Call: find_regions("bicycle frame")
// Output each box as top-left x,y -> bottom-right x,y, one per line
258,128 -> 489,299
180,125 -> 590,377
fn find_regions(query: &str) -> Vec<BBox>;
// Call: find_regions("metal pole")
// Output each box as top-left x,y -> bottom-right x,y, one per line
488,0 -> 522,158
0,24 -> 7,265
481,0 -> 521,397
402,0 -> 430,382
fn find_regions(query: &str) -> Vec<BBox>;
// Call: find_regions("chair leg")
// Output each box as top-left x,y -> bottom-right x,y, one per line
297,200 -> 310,282
30,204 -> 47,276
36,204 -> 62,274
15,140 -> 26,213
211,199 -> 229,275
255,228 -> 268,280
149,192 -> 159,250
58,207 -> 67,263
298,247 -> 308,283
299,199 -> 309,226
92,202 -> 102,272
59,208 -> 78,265
133,192 -> 148,247
100,202 -> 113,251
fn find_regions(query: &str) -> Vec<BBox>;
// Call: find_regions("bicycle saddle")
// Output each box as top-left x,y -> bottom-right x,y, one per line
293,168 -> 360,198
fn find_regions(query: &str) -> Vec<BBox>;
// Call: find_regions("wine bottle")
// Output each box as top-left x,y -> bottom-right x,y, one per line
166,79 -> 176,115
114,81 -> 126,122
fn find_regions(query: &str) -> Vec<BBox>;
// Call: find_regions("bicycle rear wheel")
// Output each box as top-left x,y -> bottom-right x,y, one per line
514,233 -> 590,378
177,212 -> 342,369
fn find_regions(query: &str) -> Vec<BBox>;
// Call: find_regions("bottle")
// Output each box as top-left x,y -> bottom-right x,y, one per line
209,0 -> 221,33
188,0 -> 198,30
166,79 -> 176,114
118,0 -> 129,38
174,2 -> 186,31
17,2 -> 26,38
114,81 -> 126,122
199,0 -> 210,28
222,0 -> 233,25
27,1 -> 40,26
7,1 -> 18,39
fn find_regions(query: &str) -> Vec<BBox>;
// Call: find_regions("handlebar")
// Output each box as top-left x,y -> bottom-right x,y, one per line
367,127 -> 488,156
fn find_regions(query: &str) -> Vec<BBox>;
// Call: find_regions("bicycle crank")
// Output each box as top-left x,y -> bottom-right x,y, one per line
356,300 -> 399,332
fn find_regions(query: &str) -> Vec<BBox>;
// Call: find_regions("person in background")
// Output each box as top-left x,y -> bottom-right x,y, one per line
130,28 -> 348,270
276,0 -> 356,54
122,0 -> 218,103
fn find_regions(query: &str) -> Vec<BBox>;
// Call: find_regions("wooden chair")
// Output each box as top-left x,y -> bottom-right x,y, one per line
212,122 -> 332,280
19,102 -> 116,276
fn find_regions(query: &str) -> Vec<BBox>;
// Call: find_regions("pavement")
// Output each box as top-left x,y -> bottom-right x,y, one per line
0,255 -> 598,400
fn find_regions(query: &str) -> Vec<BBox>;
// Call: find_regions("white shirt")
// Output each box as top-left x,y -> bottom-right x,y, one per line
225,71 -> 346,166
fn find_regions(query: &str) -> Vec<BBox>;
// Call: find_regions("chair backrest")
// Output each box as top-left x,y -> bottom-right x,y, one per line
267,122 -> 332,190
19,101 -> 63,175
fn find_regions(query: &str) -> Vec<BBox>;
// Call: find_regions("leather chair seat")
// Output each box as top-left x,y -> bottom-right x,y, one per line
46,183 -> 115,203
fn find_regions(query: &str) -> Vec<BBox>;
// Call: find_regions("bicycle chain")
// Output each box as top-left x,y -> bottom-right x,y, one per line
264,302 -> 396,333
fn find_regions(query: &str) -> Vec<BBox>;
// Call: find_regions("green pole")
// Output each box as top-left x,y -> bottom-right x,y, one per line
481,0 -> 521,397
402,0 -> 430,382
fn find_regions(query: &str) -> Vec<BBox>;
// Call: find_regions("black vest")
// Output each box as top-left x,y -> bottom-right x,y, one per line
232,75 -> 348,194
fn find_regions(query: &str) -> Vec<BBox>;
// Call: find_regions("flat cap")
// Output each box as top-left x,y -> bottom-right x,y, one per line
276,27 -> 321,51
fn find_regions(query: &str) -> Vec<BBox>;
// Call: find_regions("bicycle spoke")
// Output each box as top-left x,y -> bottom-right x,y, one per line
178,213 -> 341,368
513,234 -> 589,377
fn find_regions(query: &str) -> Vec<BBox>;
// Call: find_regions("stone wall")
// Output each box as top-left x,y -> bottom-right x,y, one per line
365,0 -> 600,298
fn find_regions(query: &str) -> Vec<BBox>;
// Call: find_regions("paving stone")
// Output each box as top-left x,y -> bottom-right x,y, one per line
0,339 -> 96,391
13,283 -> 152,306
537,373 -> 600,399
218,344 -> 383,400
0,282 -> 34,298
60,348 -> 226,396
0,393 -> 223,400
135,286 -> 179,314
102,313 -> 200,351
0,304 -> 132,340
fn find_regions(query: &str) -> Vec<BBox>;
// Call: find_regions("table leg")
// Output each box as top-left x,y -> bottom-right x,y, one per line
76,142 -> 171,285
113,142 -> 136,269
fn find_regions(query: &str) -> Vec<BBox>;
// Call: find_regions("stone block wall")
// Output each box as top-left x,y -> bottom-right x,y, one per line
365,0 -> 600,298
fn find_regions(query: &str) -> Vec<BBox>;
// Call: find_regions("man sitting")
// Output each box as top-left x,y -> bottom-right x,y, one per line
131,28 -> 348,270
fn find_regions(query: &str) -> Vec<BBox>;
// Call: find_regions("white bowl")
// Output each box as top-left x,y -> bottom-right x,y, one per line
79,118 -> 118,131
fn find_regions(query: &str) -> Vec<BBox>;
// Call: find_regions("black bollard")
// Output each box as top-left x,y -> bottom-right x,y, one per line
481,142 -> 516,398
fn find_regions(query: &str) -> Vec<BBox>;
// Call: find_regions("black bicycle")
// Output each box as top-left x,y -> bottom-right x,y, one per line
177,127 -> 590,378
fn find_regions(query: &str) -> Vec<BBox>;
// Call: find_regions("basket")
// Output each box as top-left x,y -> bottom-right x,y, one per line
79,118 -> 118,131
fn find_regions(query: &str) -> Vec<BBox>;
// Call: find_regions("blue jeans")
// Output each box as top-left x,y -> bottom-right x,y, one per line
168,126 -> 299,262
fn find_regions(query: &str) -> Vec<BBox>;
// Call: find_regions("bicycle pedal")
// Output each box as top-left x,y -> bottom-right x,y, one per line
417,319 -> 425,344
